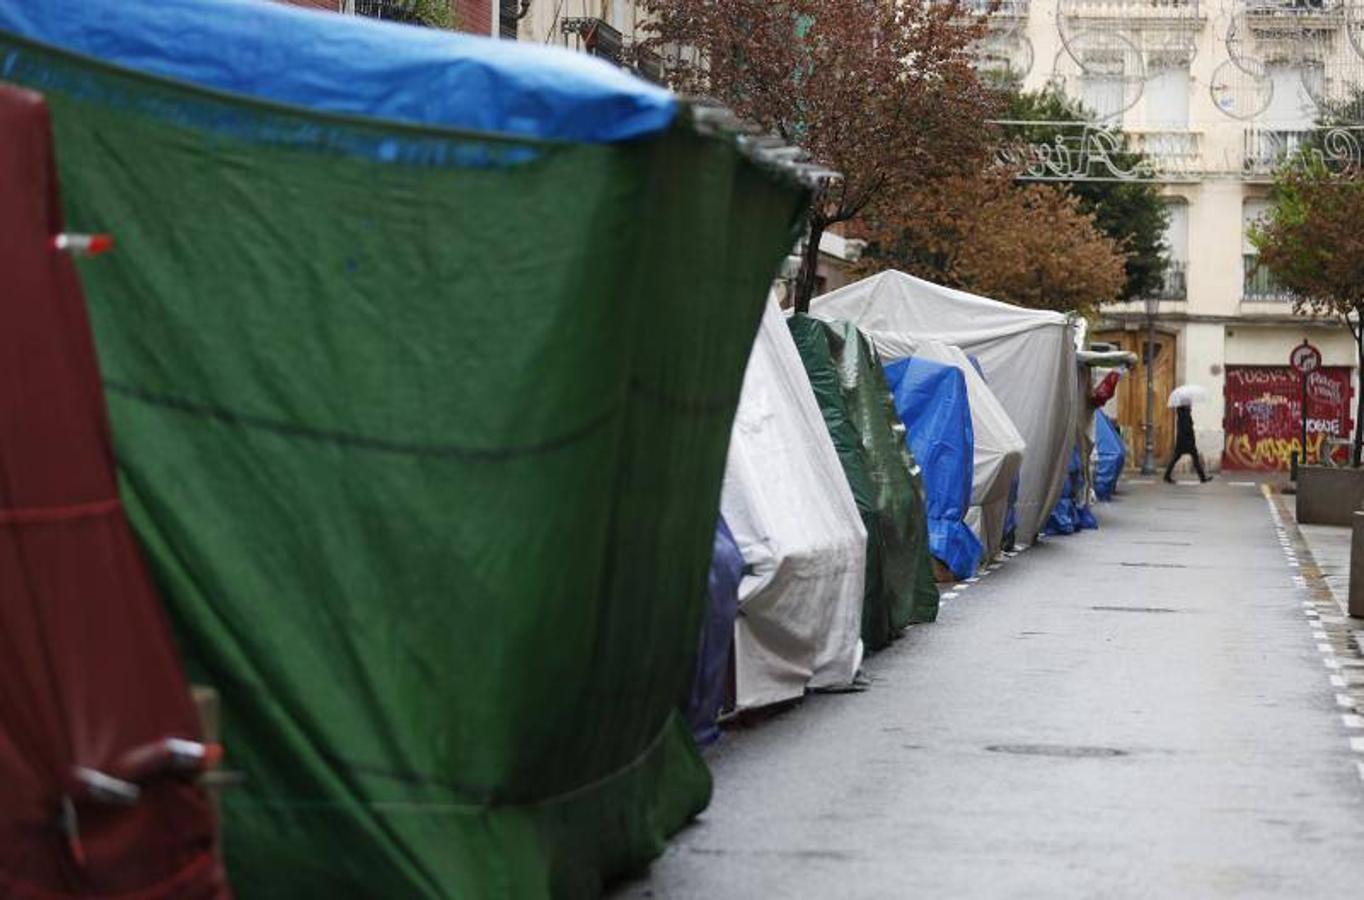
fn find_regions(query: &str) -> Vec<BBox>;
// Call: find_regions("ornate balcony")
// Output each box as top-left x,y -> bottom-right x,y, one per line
355,0 -> 422,23
1241,128 -> 1313,174
1127,130 -> 1202,175
1244,0 -> 1343,31
1058,0 -> 1202,21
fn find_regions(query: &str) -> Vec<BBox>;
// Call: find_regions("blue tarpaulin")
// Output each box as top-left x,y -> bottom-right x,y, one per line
883,357 -> 982,580
0,0 -> 677,142
686,517 -> 742,747
1046,444 -> 1097,535
1094,411 -> 1125,501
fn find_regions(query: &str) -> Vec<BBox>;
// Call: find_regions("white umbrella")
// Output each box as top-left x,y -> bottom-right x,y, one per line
1167,384 -> 1208,408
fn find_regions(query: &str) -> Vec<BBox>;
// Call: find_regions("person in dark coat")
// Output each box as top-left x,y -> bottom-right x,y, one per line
1164,404 -> 1213,483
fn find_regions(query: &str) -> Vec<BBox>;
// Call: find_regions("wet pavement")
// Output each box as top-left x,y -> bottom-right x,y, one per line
614,479 -> 1364,899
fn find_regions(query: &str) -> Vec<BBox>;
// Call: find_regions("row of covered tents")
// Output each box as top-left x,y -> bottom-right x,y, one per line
689,271 -> 1133,723
0,1 -> 1131,896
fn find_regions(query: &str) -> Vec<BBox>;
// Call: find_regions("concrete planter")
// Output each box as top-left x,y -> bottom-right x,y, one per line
1296,465 -> 1364,526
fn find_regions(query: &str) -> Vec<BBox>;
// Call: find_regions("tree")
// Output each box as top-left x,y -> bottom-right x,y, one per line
860,170 -> 1126,316
637,0 -> 1002,312
1248,163 -> 1364,465
1001,85 -> 1170,302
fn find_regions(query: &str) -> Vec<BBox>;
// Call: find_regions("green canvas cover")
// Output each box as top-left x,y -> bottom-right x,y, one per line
1,36 -> 808,899
788,315 -> 938,649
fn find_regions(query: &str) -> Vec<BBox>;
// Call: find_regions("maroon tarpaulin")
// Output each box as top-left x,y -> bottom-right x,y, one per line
0,85 -> 228,898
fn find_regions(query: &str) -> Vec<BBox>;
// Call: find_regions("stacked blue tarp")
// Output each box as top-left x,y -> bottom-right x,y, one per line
1094,411 -> 1125,501
0,0 -> 677,142
883,357 -> 982,579
1046,445 -> 1097,535
686,517 -> 742,746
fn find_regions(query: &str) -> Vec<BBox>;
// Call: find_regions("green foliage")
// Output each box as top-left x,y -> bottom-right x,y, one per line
413,0 -> 453,28
1001,85 -> 1170,303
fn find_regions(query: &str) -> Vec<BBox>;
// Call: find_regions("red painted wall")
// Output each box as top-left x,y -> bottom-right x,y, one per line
1222,365 -> 1356,470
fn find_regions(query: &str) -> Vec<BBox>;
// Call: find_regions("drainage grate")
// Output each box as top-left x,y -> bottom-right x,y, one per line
1133,540 -> 1193,547
985,744 -> 1127,758
1091,605 -> 1178,614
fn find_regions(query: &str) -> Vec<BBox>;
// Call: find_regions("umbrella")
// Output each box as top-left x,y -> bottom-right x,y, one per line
1167,384 -> 1208,408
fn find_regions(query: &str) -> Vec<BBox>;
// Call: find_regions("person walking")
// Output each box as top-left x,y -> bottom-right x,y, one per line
1164,403 -> 1212,484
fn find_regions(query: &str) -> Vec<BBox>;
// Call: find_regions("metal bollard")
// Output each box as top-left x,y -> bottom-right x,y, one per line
1351,512 -> 1364,619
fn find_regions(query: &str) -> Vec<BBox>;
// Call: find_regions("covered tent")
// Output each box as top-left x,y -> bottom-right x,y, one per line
0,84 -> 225,898
1094,412 -> 1126,500
788,315 -> 939,651
898,339 -> 1025,564
811,271 -> 1079,546
883,357 -> 983,581
722,300 -> 866,712
685,517 -> 743,747
0,2 -> 811,895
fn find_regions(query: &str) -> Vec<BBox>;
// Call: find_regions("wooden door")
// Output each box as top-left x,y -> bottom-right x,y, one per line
1093,329 -> 1178,468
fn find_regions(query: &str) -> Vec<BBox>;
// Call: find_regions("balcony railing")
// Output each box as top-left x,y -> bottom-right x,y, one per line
1148,260 -> 1188,300
1058,0 -> 1201,19
355,0 -> 422,23
562,17 -> 624,64
1127,130 -> 1201,173
1245,0 -> 1342,27
1243,253 -> 1294,302
1242,128 -> 1313,174
959,0 -> 1030,17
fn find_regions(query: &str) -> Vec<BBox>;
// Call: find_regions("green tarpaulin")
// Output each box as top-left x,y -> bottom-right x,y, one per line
1,35 -> 808,898
788,315 -> 938,649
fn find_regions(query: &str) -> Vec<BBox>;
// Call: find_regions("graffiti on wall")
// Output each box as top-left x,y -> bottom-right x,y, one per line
1222,366 -> 1355,471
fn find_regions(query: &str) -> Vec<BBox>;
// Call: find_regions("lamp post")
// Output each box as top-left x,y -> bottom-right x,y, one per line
1141,292 -> 1156,475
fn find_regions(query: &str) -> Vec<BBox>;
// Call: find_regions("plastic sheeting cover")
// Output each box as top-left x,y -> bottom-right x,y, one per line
686,517 -> 742,747
5,32 -> 812,897
788,315 -> 938,650
0,0 -> 676,143
722,299 -> 866,712
1094,411 -> 1125,500
883,357 -> 983,580
0,83 -> 225,900
903,339 -> 1025,563
810,271 -> 1078,546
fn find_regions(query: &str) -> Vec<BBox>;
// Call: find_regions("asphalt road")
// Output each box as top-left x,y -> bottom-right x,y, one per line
613,479 -> 1364,899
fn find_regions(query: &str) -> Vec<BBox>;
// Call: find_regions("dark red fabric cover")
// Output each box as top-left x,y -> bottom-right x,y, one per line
0,84 -> 227,898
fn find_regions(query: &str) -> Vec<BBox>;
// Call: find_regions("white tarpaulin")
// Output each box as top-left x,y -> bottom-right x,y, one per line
721,299 -> 866,711
811,271 -> 1078,545
911,339 -> 1026,561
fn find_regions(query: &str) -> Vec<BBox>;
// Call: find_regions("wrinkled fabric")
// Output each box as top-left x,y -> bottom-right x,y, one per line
788,316 -> 938,648
1094,412 -> 1125,501
883,358 -> 982,580
1,32 -> 808,898
722,300 -> 866,712
810,271 -> 1079,546
686,518 -> 742,747
0,0 -> 675,143
0,84 -> 225,899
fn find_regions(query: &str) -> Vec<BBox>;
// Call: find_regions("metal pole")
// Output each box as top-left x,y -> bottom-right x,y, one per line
1301,369 -> 1309,466
1141,301 -> 1156,475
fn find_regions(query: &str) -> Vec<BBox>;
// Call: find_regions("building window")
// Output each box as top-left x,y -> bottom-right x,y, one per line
1242,197 -> 1292,301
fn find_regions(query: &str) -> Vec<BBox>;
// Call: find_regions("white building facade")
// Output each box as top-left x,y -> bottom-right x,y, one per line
993,0 -> 1363,470
506,0 -> 1364,472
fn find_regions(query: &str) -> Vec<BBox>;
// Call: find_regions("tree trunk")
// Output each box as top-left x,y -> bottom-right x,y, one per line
1354,322 -> 1364,468
792,210 -> 827,315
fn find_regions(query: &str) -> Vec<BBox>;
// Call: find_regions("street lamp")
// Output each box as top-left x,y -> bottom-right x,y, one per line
1141,291 -> 1156,475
